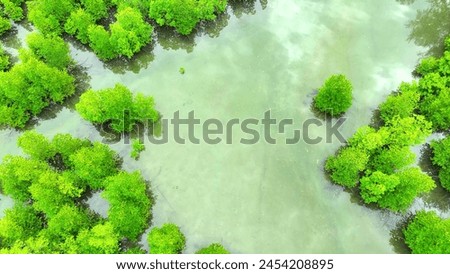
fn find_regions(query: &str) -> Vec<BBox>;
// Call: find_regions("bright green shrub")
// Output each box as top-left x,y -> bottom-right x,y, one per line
384,115 -> 432,147
102,172 -> 151,240
0,156 -> 49,202
379,82 -> 420,123
377,168 -> 435,212
1,0 -> 24,21
76,83 -> 159,133
0,57 -> 75,128
27,0 -> 76,35
69,142 -> 118,189
149,0 -> 227,35
369,146 -> 415,175
360,171 -> 400,204
25,33 -> 72,69
404,211 -> 450,254
148,223 -> 186,254
64,9 -> 95,44
76,223 -> 120,254
325,147 -> 368,188
314,74 -> 353,116
0,16 -> 11,34
0,205 -> 43,247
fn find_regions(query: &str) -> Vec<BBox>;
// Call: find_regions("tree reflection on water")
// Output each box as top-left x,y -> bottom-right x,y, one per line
399,0 -> 450,56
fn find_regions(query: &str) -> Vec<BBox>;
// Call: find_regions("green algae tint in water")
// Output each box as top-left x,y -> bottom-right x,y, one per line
0,0 -> 438,253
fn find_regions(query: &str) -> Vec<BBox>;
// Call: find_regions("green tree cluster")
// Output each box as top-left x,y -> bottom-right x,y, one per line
1,0 -> 24,20
431,136 -> 450,191
0,132 -> 153,253
28,0 -> 153,60
0,0 -> 25,34
76,83 -> 159,133
88,7 -> 153,60
386,38 -> 450,130
148,223 -> 186,254
0,33 -> 74,128
102,172 -> 151,240
149,0 -> 227,35
326,114 -> 434,211
314,74 -> 353,116
28,0 -> 77,35
0,205 -> 43,247
404,211 -> 450,254
360,168 -> 434,211
23,33 -> 72,69
379,82 -> 420,122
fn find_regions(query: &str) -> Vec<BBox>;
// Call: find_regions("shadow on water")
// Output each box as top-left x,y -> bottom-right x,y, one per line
104,41 -> 157,75
65,63 -> 92,109
154,26 -> 197,53
229,0 -> 268,18
398,0 -> 450,57
389,214 -> 414,254
1,27 -> 21,50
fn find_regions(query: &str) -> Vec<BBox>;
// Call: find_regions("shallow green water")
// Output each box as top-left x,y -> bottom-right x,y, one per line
1,0 -> 448,253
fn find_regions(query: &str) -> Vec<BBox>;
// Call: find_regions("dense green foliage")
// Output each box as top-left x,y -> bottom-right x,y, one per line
64,8 -> 95,44
148,223 -> 186,254
29,170 -> 83,217
395,38 -> 450,130
326,112 -> 434,211
131,139 -> 145,160
0,35 -> 74,128
102,172 -> 151,240
0,0 -> 25,34
76,84 -> 159,133
149,0 -> 227,35
0,132 -> 152,253
28,0 -> 76,35
24,0 -> 245,60
360,168 -> 435,211
404,211 -> 450,254
0,15 -> 10,34
0,156 -> 48,202
431,136 -> 450,191
75,223 -> 120,254
384,115 -> 432,147
314,74 -> 353,116
88,7 -> 153,60
24,33 -> 72,69
379,82 -> 420,122
2,0 -> 25,20
0,205 -> 43,246
70,143 -> 118,189
368,146 -> 415,175
196,243 -> 230,254
28,0 -> 153,60
43,205 -> 92,241
325,147 -> 369,188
